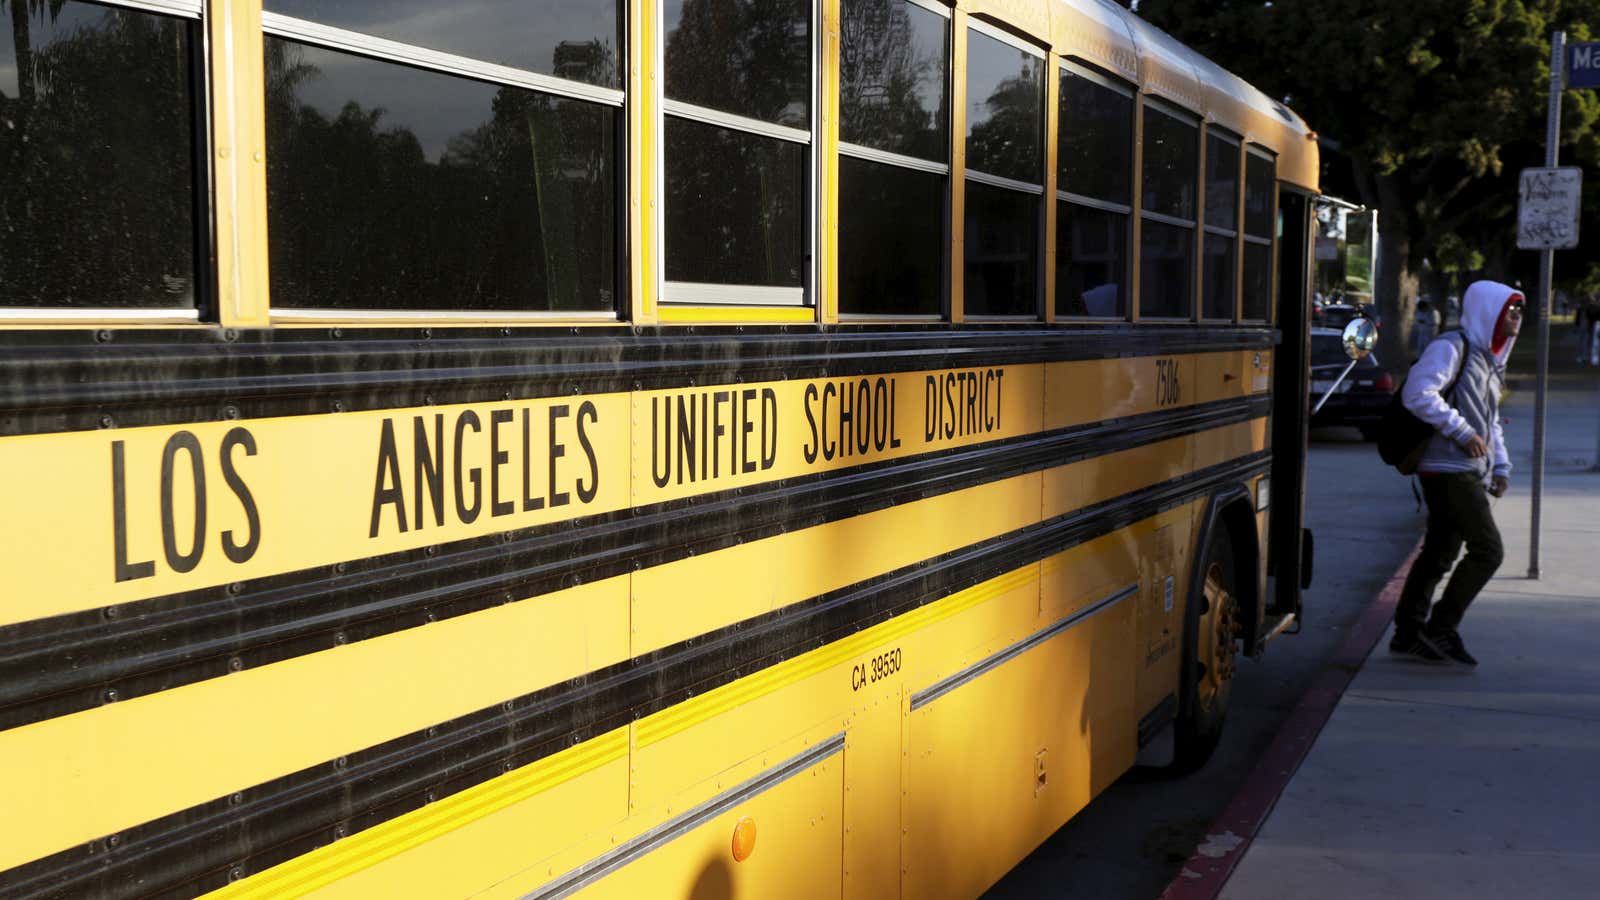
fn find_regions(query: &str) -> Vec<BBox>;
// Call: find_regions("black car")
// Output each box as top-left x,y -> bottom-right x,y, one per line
1309,327 -> 1395,440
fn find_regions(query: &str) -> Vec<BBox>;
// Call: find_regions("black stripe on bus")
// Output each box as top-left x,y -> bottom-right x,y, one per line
0,324 -> 1273,436
0,451 -> 1271,899
0,394 -> 1270,734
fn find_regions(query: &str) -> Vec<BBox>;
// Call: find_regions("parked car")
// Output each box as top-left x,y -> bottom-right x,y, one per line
1309,327 -> 1395,440
1319,302 -> 1381,332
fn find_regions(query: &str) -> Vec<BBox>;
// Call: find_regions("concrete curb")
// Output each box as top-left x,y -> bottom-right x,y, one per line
1157,539 -> 1424,900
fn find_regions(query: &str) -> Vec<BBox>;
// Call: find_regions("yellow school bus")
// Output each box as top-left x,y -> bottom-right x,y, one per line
0,0 -> 1318,896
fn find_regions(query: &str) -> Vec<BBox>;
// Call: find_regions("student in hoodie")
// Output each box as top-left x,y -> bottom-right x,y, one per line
1391,281 -> 1524,666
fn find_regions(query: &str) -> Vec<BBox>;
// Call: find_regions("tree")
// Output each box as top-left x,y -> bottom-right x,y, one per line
1139,0 -> 1600,370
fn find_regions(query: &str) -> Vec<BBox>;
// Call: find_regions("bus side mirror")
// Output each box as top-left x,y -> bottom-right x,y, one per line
1342,318 -> 1378,360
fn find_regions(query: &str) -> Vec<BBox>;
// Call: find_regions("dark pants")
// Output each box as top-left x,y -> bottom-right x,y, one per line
1395,472 -> 1505,636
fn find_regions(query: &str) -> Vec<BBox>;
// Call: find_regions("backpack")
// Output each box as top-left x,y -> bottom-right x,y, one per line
1376,332 -> 1469,475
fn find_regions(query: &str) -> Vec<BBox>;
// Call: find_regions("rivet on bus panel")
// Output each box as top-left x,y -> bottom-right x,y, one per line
730,817 -> 757,862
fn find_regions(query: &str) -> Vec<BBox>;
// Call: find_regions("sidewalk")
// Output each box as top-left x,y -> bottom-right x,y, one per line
1219,371 -> 1600,899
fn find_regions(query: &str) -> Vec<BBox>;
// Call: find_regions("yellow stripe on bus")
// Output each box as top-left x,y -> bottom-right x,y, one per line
208,729 -> 629,900
635,564 -> 1041,750
0,577 -> 631,875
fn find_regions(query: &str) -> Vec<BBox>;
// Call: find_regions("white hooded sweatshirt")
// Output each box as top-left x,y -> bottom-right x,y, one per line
1401,280 -> 1519,480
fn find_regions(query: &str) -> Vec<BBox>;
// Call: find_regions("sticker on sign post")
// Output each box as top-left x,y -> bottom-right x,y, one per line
1517,167 -> 1582,250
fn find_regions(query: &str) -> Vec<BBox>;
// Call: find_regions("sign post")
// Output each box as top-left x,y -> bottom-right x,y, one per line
1516,32 -> 1586,580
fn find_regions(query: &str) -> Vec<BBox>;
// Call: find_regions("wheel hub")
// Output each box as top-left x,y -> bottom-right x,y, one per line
1197,562 -> 1239,712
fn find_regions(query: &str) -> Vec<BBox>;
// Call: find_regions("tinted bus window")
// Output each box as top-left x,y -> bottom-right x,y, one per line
965,181 -> 1038,317
1058,68 -> 1132,205
1056,65 -> 1132,318
1203,232 -> 1235,320
1,2 -> 198,310
839,0 -> 949,316
1203,131 -> 1240,319
663,0 -> 811,301
1243,149 -> 1276,321
1140,219 -> 1193,319
964,26 -> 1043,317
1057,202 -> 1127,318
665,117 -> 806,287
840,0 -> 948,164
1139,103 -> 1198,319
265,40 -> 617,311
965,29 -> 1043,184
665,0 -> 810,128
1141,106 -> 1197,221
266,0 -> 621,88
840,156 -> 944,315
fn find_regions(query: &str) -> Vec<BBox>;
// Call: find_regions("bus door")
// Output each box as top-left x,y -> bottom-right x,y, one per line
1265,188 -> 1314,645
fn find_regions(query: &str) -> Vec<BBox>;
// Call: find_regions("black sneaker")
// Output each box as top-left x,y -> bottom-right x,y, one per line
1391,633 -> 1447,663
1427,629 -> 1479,667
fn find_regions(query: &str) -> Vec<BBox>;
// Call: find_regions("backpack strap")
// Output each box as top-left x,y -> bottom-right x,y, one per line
1438,331 -> 1470,405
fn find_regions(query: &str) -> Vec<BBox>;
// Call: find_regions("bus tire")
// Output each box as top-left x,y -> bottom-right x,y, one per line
1170,525 -> 1240,774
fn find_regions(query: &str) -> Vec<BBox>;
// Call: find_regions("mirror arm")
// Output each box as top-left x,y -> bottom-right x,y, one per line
1311,358 -> 1361,416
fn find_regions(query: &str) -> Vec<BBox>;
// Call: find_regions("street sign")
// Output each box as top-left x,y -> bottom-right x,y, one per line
1517,167 -> 1583,250
1571,42 -> 1600,89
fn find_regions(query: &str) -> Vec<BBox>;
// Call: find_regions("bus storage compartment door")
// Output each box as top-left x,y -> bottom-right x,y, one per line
901,593 -> 1136,900
843,688 -> 904,900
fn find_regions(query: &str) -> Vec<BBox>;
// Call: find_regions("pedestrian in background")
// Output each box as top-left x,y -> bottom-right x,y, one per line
1577,296 -> 1600,366
1390,281 -> 1524,666
1411,299 -> 1439,359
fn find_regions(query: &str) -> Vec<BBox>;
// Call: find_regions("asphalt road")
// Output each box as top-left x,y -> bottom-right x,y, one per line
984,427 -> 1424,900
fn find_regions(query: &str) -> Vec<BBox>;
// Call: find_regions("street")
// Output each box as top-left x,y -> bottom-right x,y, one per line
985,425 -> 1424,899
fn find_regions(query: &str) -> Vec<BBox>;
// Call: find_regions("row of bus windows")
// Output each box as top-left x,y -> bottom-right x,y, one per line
0,0 -> 1275,321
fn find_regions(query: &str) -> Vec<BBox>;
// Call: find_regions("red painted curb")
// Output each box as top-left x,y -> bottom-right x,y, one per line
1157,539 -> 1424,900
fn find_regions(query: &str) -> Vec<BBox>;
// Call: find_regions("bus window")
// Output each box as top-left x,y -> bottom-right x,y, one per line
1202,129 -> 1241,320
1138,99 -> 1198,320
662,0 -> 811,305
1056,61 -> 1133,319
0,0 -> 202,315
1243,147 -> 1276,321
261,1 -> 622,315
964,22 -> 1044,318
838,0 -> 950,318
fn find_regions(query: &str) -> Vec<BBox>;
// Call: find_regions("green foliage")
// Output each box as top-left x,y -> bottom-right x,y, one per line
1139,0 -> 1600,270
1140,0 -> 1600,367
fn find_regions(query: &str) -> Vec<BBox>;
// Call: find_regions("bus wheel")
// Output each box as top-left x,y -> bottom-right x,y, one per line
1172,527 -> 1240,774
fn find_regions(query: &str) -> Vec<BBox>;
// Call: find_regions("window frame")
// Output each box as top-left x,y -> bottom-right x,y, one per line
1136,95 -> 1200,322
1055,58 -> 1134,322
963,18 -> 1046,321
656,0 -> 818,308
1199,126 -> 1241,323
1,0 -> 209,325
836,0 -> 952,322
259,8 -> 627,322
1242,143 -> 1277,324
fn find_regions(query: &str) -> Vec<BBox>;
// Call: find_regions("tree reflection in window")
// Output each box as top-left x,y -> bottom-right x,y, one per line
966,30 -> 1042,184
840,0 -> 946,162
265,0 -> 620,89
263,39 -> 616,311
665,0 -> 810,128
1,1 -> 197,309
